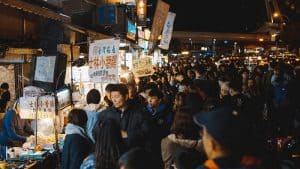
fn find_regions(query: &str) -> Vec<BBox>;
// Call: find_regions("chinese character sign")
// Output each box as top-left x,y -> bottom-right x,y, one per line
159,12 -> 176,50
89,38 -> 120,83
20,96 -> 38,119
19,96 -> 56,119
37,95 -> 56,119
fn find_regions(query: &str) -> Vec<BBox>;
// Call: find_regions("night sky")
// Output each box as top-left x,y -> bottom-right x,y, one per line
149,0 -> 267,33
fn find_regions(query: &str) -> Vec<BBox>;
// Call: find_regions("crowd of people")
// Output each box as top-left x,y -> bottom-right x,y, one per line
1,57 -> 300,169
64,57 -> 300,169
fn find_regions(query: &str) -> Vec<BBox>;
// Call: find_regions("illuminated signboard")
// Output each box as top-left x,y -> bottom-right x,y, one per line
127,20 -> 136,40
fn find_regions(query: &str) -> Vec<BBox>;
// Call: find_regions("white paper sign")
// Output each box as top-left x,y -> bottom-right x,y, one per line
88,39 -> 120,83
37,95 -> 56,119
159,12 -> 176,50
34,56 -> 56,83
20,96 -> 37,119
19,96 -> 56,119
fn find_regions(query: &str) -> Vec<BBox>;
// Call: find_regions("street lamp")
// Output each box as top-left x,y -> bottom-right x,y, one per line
212,39 -> 216,57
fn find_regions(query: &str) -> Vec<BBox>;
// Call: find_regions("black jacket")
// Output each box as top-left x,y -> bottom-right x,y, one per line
62,134 -> 93,169
99,104 -> 151,150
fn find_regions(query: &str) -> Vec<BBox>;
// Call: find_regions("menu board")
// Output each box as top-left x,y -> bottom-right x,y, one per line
34,56 -> 56,83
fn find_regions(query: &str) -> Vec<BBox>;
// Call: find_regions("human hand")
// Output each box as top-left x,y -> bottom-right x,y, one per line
121,130 -> 128,138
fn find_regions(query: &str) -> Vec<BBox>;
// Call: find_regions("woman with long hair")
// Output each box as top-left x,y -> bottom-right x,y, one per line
81,118 -> 124,169
161,107 -> 204,169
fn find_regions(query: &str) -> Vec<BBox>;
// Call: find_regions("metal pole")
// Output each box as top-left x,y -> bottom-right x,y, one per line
70,44 -> 74,107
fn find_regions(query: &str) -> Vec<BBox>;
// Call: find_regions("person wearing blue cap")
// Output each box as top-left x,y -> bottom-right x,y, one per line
193,106 -> 262,169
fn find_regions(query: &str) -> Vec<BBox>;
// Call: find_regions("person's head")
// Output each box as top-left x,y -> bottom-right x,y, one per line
0,83 -> 9,91
194,106 -> 245,159
118,148 -> 158,169
247,78 -> 255,89
93,118 -> 123,169
68,109 -> 88,128
171,107 -> 199,139
110,84 -> 129,109
179,78 -> 193,93
127,84 -> 137,99
219,81 -> 230,97
187,70 -> 196,79
105,84 -> 116,100
228,80 -> 241,96
185,92 -> 203,114
86,89 -> 101,104
173,92 -> 187,110
147,89 -> 163,108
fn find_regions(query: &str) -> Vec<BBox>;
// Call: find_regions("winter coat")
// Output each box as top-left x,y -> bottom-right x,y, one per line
62,123 -> 93,169
83,104 -> 103,142
98,103 -> 151,150
161,134 -> 203,169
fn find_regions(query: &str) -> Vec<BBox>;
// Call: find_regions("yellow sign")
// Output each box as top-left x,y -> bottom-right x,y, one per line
132,57 -> 153,77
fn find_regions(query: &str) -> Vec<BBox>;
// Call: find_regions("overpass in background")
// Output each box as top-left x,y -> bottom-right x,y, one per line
172,31 -> 272,43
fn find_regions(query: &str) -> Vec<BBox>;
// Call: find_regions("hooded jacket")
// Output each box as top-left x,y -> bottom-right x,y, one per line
83,104 -> 103,142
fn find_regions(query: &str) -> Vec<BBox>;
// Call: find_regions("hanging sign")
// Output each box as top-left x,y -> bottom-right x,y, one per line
149,0 -> 170,42
132,56 -> 153,77
159,12 -> 176,50
88,38 -> 120,83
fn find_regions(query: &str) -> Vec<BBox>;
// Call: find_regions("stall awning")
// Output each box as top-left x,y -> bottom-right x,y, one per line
0,0 -> 71,23
63,23 -> 113,40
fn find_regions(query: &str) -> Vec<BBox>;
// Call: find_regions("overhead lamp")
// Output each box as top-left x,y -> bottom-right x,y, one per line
181,51 -> 189,55
273,12 -> 280,18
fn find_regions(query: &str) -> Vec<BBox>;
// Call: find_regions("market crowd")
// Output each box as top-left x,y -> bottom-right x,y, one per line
2,57 -> 300,169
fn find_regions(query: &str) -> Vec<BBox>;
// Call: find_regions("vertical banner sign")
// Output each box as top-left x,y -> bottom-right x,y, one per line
137,0 -> 147,26
149,0 -> 170,43
159,12 -> 176,50
20,96 -> 37,119
37,95 -> 56,119
88,38 -> 120,83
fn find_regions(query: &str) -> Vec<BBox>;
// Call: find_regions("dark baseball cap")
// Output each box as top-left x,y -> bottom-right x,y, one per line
193,106 -> 244,148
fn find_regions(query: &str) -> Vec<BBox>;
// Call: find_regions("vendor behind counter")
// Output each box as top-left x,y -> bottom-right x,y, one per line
0,99 -> 34,158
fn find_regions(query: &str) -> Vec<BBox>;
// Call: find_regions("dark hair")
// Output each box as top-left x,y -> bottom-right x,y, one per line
118,148 -> 157,169
93,118 -> 123,169
228,80 -> 242,92
171,107 -> 199,140
110,84 -> 128,97
174,92 -> 187,107
68,109 -> 87,128
148,89 -> 163,99
105,83 -> 116,92
86,89 -> 101,104
0,83 -> 9,90
185,93 -> 203,113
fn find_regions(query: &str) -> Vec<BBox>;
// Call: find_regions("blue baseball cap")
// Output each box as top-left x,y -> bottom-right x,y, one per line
193,106 -> 244,148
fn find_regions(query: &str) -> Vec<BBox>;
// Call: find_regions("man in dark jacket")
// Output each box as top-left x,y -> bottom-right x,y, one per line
99,84 -> 151,150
